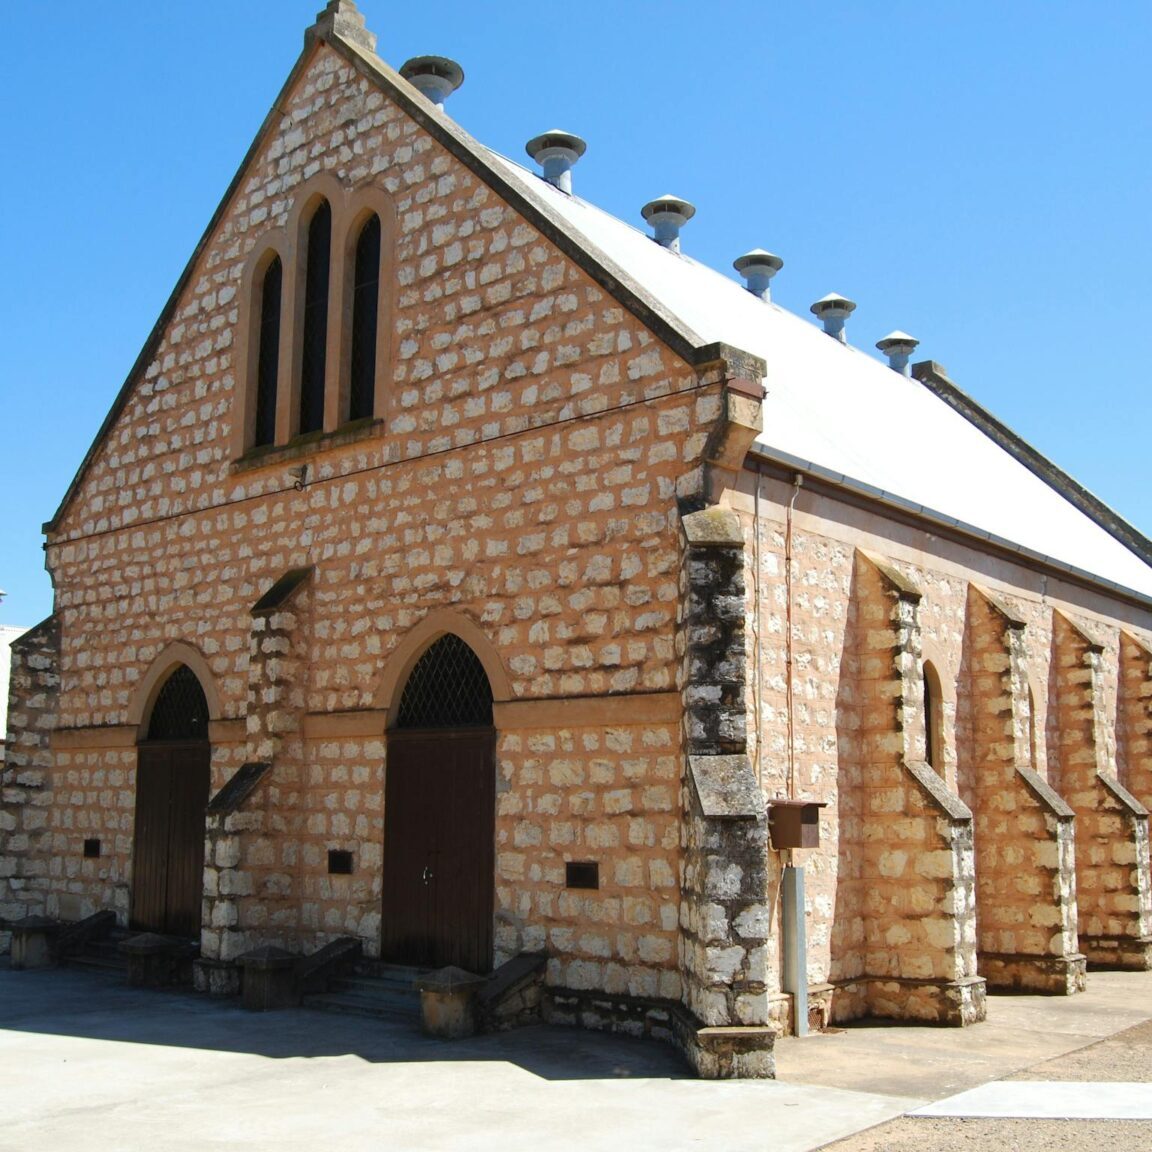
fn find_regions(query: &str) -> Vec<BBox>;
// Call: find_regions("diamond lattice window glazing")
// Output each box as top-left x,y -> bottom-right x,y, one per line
396,634 -> 493,729
146,665 -> 209,741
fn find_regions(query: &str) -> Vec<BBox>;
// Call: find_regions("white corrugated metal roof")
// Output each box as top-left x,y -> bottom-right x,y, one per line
485,150 -> 1152,599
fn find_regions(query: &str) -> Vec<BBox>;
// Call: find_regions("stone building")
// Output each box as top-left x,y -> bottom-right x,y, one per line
1,626 -> 30,767
4,1 -> 1152,1078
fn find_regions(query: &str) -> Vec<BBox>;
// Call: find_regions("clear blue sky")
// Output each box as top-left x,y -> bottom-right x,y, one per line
2,1 -> 1150,628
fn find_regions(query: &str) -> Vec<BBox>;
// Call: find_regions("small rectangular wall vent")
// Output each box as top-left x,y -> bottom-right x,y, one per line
328,849 -> 354,875
565,861 -> 599,889
83,838 -> 101,858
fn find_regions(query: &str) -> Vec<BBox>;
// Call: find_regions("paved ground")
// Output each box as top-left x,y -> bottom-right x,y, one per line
2,963 -> 1151,1150
816,1021 -> 1152,1151
0,963 -> 910,1152
776,971 -> 1152,1150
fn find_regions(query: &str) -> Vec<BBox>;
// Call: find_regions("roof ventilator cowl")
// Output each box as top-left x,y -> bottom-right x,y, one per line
733,249 -> 784,302
399,56 -> 465,107
525,130 -> 587,195
641,195 -> 696,253
810,293 -> 856,343
876,331 -> 920,375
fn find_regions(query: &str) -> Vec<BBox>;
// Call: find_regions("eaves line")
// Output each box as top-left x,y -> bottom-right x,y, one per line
911,360 -> 1152,570
747,446 -> 1152,613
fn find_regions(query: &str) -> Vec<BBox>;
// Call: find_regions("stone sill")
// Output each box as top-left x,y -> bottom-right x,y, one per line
231,418 -> 385,474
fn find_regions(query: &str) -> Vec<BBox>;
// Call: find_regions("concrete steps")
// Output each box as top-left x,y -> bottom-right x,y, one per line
61,931 -> 130,975
303,963 -> 428,1022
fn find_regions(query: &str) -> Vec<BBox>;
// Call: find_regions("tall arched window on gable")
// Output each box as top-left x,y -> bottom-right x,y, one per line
299,199 -> 332,435
349,213 -> 381,422
923,660 -> 943,772
253,254 -> 282,448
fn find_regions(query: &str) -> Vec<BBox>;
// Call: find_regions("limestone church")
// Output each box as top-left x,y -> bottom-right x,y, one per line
4,1 -> 1151,1078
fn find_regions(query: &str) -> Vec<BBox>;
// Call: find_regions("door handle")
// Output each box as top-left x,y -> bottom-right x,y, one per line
422,866 -> 433,885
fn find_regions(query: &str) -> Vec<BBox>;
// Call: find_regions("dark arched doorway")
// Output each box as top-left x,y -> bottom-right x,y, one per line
131,664 -> 211,937
381,634 -> 495,972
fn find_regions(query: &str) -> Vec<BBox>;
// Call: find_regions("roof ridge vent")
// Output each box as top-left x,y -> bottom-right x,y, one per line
525,130 -> 587,195
876,331 -> 920,375
641,194 -> 696,253
810,293 -> 856,343
399,56 -> 465,107
733,249 -> 784,302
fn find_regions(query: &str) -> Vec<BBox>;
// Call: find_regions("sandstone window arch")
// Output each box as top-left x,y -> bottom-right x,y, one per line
127,639 -> 222,733
373,609 -> 511,726
232,176 -> 396,458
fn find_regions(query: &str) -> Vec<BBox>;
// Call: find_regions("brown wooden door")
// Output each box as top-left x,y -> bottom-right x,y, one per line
131,742 -> 210,937
381,729 -> 495,972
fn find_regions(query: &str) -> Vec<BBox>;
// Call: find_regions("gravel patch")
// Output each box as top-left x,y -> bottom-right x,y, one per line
819,1116 -> 1152,1151
817,1019 -> 1152,1150
1004,1019 -> 1152,1083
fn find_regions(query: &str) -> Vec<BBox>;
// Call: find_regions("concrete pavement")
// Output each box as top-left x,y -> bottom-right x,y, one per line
775,969 -> 1152,1101
0,963 -> 912,1152
3,964 -> 1152,1150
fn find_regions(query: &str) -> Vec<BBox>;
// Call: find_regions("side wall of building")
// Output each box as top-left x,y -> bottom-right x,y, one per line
734,465 -> 1152,1031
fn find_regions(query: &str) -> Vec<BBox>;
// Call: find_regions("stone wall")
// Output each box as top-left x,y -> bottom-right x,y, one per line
843,552 -> 984,1024
735,465 -> 1152,1031
0,618 -> 61,942
495,710 -> 683,1000
1052,612 -> 1152,967
963,586 -> 1083,993
2,30 -> 781,1083
675,507 -> 772,1077
1119,633 -> 1152,813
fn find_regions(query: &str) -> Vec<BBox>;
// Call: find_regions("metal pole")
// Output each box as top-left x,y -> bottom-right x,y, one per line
782,864 -> 808,1036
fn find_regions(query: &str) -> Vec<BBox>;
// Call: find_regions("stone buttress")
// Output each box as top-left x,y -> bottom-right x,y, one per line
678,507 -> 772,1078
963,587 -> 1084,993
0,618 -> 61,944
1119,632 -> 1152,815
672,349 -> 773,1078
1052,613 -> 1152,968
198,569 -> 314,991
835,552 -> 985,1024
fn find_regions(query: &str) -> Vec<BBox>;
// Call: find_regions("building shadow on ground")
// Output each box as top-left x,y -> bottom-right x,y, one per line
0,964 -> 690,1081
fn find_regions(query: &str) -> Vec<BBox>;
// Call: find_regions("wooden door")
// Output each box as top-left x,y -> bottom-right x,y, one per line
131,742 -> 210,937
381,729 -> 495,972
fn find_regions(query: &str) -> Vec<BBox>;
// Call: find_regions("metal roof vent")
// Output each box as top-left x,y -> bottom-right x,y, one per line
641,194 -> 696,253
525,130 -> 587,195
810,293 -> 857,343
876,331 -> 920,375
399,56 -> 465,107
733,249 -> 784,302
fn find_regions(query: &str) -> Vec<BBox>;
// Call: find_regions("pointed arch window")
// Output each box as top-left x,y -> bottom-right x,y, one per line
253,255 -> 282,447
299,199 -> 332,435
396,634 -> 493,729
923,660 -> 943,771
146,665 -> 209,742
349,213 -> 381,422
